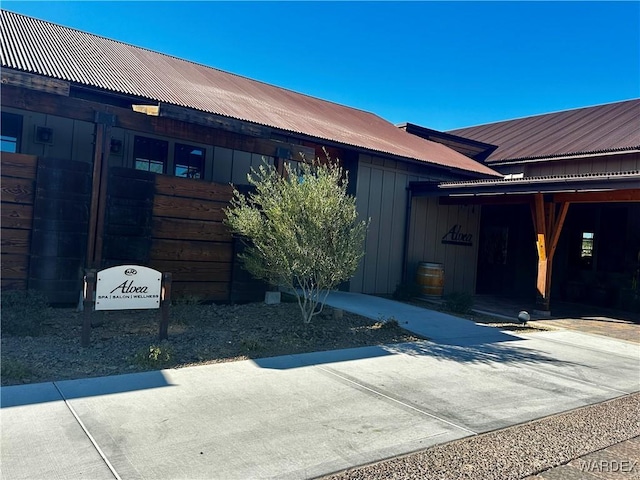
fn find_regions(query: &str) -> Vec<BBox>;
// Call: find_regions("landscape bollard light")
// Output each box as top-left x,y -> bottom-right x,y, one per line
518,310 -> 530,326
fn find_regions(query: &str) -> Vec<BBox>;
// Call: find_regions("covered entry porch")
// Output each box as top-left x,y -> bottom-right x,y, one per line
410,171 -> 640,315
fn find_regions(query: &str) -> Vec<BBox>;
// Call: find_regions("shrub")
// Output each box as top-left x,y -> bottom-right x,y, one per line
133,342 -> 175,368
1,290 -> 52,336
240,338 -> 262,352
1,358 -> 33,381
225,152 -> 369,324
443,291 -> 474,314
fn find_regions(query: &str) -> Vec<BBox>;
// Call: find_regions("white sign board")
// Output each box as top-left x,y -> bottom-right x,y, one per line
95,265 -> 162,311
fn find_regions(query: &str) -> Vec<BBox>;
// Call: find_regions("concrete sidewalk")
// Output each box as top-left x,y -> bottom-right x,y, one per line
2,294 -> 639,480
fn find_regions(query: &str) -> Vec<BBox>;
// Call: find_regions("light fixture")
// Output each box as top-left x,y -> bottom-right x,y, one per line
35,126 -> 53,144
110,139 -> 123,155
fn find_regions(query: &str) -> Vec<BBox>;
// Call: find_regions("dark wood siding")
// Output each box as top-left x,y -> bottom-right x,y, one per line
149,174 -> 235,302
28,157 -> 91,303
1,153 -> 37,291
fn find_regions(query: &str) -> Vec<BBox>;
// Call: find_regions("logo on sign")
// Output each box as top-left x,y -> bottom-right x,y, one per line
441,224 -> 473,246
125,268 -> 137,276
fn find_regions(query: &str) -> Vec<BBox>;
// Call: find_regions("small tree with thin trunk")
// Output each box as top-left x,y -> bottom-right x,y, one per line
224,155 -> 368,323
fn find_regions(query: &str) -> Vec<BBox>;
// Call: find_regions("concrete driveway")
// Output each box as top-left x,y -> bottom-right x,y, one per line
2,293 -> 639,479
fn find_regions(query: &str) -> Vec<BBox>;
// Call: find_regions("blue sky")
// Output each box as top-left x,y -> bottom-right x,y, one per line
3,1 -> 639,130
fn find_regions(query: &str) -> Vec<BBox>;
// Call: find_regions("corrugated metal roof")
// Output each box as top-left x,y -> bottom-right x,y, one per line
448,100 -> 640,163
410,170 -> 640,197
0,10 -> 500,177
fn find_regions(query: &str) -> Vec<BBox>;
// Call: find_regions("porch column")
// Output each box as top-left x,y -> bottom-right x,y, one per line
531,194 -> 569,313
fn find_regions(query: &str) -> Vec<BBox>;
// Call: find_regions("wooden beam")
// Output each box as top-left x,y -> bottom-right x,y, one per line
86,124 -> 103,269
533,193 -> 546,239
439,195 -> 532,206
90,122 -> 112,269
548,202 -> 569,262
132,104 -> 160,116
1,70 -> 70,96
532,194 -> 549,311
553,189 -> 640,203
159,103 -> 271,138
2,85 -> 316,162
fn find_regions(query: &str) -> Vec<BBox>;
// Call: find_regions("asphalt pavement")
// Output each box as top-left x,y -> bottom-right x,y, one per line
2,292 -> 639,479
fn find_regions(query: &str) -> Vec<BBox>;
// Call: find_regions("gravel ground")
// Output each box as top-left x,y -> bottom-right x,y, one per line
0,300 -> 422,385
322,392 -> 640,480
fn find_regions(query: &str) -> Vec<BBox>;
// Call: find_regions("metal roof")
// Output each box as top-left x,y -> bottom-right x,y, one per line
448,100 -> 640,163
410,170 -> 640,197
0,10 -> 500,177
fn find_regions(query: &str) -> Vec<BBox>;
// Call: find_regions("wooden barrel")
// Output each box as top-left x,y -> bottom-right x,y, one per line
416,262 -> 444,298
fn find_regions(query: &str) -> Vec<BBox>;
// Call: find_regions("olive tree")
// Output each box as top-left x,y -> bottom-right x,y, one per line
224,156 -> 368,324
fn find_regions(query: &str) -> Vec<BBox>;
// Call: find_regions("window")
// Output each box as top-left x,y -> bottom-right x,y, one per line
580,231 -> 594,269
581,232 -> 594,258
1,112 -> 23,153
134,136 -> 167,174
174,143 -> 204,179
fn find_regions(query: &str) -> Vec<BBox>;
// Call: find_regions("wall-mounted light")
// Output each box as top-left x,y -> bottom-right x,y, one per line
35,126 -> 54,144
110,139 -> 123,155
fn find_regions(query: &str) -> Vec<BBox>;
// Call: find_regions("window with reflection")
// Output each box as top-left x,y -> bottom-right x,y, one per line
1,112 -> 23,153
134,136 -> 167,174
174,143 -> 204,179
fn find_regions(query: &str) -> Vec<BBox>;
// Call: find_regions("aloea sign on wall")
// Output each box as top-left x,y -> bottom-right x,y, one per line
95,265 -> 162,311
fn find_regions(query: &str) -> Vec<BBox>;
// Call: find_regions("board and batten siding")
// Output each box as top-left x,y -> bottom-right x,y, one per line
350,155 -> 429,295
407,197 -> 481,296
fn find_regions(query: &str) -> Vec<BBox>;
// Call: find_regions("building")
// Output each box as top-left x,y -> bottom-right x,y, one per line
0,10 -> 498,304
2,10 -> 638,313
405,101 -> 640,312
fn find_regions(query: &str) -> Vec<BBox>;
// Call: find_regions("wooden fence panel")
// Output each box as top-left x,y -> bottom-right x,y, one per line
150,175 -> 236,303
1,153 -> 36,293
28,157 -> 92,303
102,167 -> 155,266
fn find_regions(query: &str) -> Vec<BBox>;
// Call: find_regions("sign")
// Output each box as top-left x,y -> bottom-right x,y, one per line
95,265 -> 162,311
441,224 -> 473,246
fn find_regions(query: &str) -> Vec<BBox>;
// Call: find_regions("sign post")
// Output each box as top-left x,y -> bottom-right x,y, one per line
81,265 -> 171,347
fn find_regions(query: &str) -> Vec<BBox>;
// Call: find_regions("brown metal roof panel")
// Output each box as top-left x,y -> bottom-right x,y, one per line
0,10 -> 501,177
451,100 -> 640,161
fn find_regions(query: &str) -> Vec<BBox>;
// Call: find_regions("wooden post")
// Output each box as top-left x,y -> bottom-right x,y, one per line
159,272 -> 172,341
531,195 -> 570,313
87,112 -> 115,269
86,125 -> 104,268
81,270 -> 96,347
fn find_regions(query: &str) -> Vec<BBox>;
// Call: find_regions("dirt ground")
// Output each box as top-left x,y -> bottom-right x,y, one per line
1,299 -> 424,386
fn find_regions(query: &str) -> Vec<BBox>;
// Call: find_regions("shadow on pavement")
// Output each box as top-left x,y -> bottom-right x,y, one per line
255,337 -> 580,370
1,370 -> 174,408
384,340 -> 580,366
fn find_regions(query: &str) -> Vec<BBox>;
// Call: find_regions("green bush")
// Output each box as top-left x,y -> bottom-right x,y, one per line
443,291 -> 474,314
172,294 -> 204,306
1,358 -> 33,381
225,152 -> 369,324
133,342 -> 175,368
1,290 -> 52,336
240,338 -> 262,352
